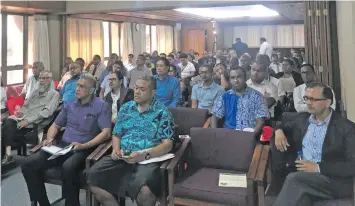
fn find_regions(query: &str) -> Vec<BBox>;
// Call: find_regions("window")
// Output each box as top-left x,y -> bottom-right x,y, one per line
146,25 -> 151,53
28,16 -> 34,65
7,15 -> 24,66
111,23 -> 120,56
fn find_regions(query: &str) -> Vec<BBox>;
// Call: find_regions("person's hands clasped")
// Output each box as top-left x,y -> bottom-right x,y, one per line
295,160 -> 318,173
275,129 -> 290,152
18,119 -> 29,129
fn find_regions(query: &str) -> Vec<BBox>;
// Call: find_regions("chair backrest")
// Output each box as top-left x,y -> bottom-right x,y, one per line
189,128 -> 256,172
6,84 -> 24,99
282,112 -> 299,122
168,107 -> 209,135
6,97 -> 25,115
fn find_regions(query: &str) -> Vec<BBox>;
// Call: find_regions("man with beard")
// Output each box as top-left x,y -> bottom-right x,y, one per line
191,64 -> 225,111
21,74 -> 111,206
2,70 -> 60,165
212,67 -> 268,136
60,62 -> 83,104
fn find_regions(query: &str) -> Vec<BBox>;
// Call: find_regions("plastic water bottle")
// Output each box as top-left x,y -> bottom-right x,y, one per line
296,151 -> 303,161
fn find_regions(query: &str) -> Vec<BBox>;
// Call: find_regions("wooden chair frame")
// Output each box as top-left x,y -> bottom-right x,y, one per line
167,144 -> 267,206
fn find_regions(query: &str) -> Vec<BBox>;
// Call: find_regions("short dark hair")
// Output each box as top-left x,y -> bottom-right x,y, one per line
138,75 -> 157,90
93,55 -> 101,60
229,56 -> 239,67
167,54 -> 175,59
235,37 -> 241,41
306,82 -> 333,105
187,53 -> 194,59
230,66 -> 247,80
137,54 -> 145,59
194,52 -> 199,56
260,37 -> 267,42
179,53 -> 188,59
157,57 -> 170,66
256,54 -> 271,67
291,57 -> 301,68
283,58 -> 294,67
160,53 -> 166,56
271,54 -> 278,59
200,64 -> 213,73
145,54 -> 151,59
215,63 -> 227,70
169,64 -> 177,72
301,64 -> 315,73
75,58 -> 85,68
128,54 -> 134,57
111,70 -> 124,81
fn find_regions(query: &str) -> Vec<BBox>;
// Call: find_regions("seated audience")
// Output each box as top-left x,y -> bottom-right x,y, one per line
211,67 -> 268,134
276,59 -> 303,96
160,53 -> 166,58
86,55 -> 106,95
191,64 -> 225,111
257,54 -> 276,78
187,53 -> 199,75
167,54 -> 181,77
2,71 -> 60,165
145,54 -> 156,75
60,62 -> 83,104
98,59 -> 114,88
214,63 -> 230,90
294,64 -> 336,112
127,54 -> 153,89
270,54 -> 282,74
239,53 -> 252,79
21,74 -> 111,206
125,54 -> 136,72
58,58 -> 85,90
58,57 -> 73,89
247,62 -> 278,118
154,57 -> 180,107
291,56 -> 302,73
87,75 -> 175,206
74,58 -> 85,69
151,50 -> 159,64
272,82 -> 355,206
207,51 -> 217,66
179,53 -> 196,79
104,71 -> 134,125
22,61 -> 55,100
100,61 -> 128,99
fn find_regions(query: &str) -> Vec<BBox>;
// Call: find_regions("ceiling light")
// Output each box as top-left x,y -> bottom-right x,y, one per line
174,5 -> 279,19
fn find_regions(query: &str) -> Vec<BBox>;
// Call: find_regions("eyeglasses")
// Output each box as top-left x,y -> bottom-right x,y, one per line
108,78 -> 118,81
39,76 -> 51,80
303,96 -> 327,102
70,67 -> 80,70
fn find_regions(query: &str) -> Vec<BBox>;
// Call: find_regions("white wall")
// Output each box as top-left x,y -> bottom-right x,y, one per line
337,1 -> 355,122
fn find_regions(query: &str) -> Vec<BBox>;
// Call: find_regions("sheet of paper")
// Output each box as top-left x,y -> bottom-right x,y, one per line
41,146 -> 63,154
235,128 -> 254,132
218,173 -> 247,188
139,153 -> 175,165
179,135 -> 190,139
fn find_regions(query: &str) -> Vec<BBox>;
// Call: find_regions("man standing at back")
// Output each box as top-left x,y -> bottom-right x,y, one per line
127,54 -> 153,89
259,37 -> 273,59
21,74 -> 111,206
232,37 -> 248,58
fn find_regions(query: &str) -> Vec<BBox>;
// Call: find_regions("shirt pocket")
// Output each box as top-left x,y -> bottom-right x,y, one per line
82,114 -> 97,132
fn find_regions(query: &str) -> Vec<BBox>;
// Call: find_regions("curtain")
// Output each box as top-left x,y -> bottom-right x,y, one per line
174,23 -> 181,51
34,15 -> 50,70
67,18 -> 104,66
120,22 -> 133,63
140,24 -> 146,53
156,25 -> 173,54
276,25 -> 293,47
293,24 -> 305,47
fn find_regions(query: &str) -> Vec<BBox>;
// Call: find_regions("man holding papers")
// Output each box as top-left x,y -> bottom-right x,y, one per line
21,74 -> 111,206
87,75 -> 175,206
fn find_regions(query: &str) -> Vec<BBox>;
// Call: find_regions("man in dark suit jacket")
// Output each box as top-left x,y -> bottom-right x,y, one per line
271,82 -> 355,206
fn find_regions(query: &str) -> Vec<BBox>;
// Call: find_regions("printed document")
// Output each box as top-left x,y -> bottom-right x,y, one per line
218,173 -> 247,188
41,145 -> 73,160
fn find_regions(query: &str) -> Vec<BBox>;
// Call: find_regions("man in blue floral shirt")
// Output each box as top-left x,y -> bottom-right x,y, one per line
211,67 -> 269,135
88,75 -> 175,206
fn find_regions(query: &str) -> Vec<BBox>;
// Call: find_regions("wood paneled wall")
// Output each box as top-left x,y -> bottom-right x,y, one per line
305,1 -> 341,109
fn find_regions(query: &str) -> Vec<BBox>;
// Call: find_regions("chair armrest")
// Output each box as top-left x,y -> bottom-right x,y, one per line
247,144 -> 263,180
85,142 -> 108,169
167,137 -> 191,172
254,145 -> 270,184
92,141 -> 112,162
29,140 -> 57,154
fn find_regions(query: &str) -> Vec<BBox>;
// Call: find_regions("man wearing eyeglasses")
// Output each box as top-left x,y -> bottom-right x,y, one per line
271,82 -> 355,206
2,70 -> 60,165
60,62 -> 83,104
293,64 -> 336,113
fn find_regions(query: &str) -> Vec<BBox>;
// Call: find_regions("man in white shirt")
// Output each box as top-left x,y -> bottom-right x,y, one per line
21,61 -> 55,100
293,64 -> 336,112
247,62 -> 278,118
259,37 -> 273,59
125,54 -> 136,72
178,53 -> 196,79
87,55 -> 106,94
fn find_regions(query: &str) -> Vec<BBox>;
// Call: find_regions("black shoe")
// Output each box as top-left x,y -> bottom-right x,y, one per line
1,154 -> 14,165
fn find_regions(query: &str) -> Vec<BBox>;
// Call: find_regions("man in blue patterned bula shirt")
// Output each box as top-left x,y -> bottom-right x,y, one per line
211,66 -> 269,136
88,75 -> 175,206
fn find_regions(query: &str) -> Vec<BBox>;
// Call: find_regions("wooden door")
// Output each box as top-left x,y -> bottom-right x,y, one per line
304,1 -> 341,111
183,29 -> 205,56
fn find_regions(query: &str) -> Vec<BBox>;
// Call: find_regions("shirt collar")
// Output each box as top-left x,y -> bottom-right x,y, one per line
198,81 -> 216,89
154,74 -> 169,81
228,86 -> 252,96
309,109 -> 333,126
74,95 -> 95,107
132,97 -> 157,113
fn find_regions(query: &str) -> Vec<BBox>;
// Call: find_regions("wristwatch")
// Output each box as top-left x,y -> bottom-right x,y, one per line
145,152 -> 151,160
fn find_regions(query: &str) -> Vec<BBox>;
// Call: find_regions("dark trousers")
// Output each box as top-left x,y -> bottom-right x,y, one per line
21,148 -> 92,206
2,118 -> 32,147
273,172 -> 353,206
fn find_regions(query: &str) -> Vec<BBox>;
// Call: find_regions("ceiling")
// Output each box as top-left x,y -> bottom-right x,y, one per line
108,2 -> 305,25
